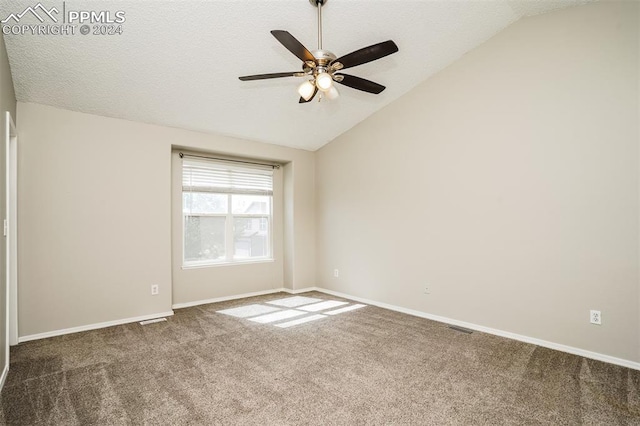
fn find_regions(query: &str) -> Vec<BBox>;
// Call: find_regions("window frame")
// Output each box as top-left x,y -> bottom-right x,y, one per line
181,161 -> 274,268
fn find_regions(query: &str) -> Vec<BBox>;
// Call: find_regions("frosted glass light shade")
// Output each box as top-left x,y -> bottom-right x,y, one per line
297,81 -> 315,101
315,72 -> 333,91
325,86 -> 339,100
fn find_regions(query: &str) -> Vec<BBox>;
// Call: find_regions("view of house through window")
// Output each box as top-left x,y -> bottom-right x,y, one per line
182,158 -> 274,266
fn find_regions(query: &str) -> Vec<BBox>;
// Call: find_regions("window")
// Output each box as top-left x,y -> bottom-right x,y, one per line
182,158 -> 274,267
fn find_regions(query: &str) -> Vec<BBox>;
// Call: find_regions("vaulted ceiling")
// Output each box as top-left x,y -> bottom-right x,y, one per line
1,0 -> 590,150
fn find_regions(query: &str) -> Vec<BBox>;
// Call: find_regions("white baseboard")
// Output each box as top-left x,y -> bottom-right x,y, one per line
282,286 -> 319,294
18,311 -> 175,343
172,287 -> 322,309
18,288 -> 308,343
313,288 -> 640,372
15,286 -> 640,371
172,288 -> 288,309
0,363 -> 8,392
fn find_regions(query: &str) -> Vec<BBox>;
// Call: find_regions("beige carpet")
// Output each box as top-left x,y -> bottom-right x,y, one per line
1,291 -> 639,425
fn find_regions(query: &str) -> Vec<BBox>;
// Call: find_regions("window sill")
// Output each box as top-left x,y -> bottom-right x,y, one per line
182,258 -> 275,270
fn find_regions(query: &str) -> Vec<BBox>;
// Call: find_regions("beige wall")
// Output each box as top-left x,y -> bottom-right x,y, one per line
283,162 -> 294,290
17,102 -> 315,337
0,33 -> 16,374
316,1 -> 640,362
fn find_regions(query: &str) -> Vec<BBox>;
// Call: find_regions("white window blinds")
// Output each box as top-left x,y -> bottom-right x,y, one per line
182,159 -> 274,196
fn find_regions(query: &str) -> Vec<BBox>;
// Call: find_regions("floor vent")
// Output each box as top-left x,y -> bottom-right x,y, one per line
448,325 -> 473,334
139,318 -> 167,326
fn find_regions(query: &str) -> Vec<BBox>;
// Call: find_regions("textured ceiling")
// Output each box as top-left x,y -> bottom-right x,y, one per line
2,0 -> 590,151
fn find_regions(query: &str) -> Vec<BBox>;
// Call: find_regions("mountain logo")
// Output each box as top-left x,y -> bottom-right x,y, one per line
2,3 -> 59,24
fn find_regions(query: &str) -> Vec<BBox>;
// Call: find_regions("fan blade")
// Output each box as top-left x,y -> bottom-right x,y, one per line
299,87 -> 319,103
239,72 -> 301,81
333,40 -> 398,70
271,30 -> 315,63
334,74 -> 386,94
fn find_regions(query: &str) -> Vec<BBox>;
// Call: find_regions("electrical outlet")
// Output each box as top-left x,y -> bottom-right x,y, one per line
590,310 -> 601,325
333,269 -> 339,278
151,284 -> 159,296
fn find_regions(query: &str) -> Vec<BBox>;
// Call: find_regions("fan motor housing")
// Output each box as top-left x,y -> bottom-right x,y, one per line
312,49 -> 336,66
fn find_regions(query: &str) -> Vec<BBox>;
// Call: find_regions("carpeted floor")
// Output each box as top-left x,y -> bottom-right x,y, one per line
1,291 -> 639,425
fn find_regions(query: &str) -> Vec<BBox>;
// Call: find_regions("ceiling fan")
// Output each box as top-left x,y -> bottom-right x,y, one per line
238,0 -> 399,103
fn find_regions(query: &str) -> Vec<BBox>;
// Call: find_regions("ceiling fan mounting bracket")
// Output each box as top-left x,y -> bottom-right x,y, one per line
309,0 -> 327,6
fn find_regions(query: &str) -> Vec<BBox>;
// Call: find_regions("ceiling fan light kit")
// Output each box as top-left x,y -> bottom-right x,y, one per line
239,0 -> 399,103
325,85 -> 340,100
315,72 -> 333,91
298,80 -> 316,101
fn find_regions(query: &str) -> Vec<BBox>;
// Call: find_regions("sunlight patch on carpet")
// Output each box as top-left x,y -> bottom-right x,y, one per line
217,298 -> 366,328
325,304 -> 366,315
266,296 -> 322,308
217,304 -> 281,318
299,300 -> 348,312
248,309 -> 307,324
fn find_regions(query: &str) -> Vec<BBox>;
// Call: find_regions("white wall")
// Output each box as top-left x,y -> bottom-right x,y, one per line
17,102 -> 315,337
0,32 -> 16,380
316,1 -> 640,362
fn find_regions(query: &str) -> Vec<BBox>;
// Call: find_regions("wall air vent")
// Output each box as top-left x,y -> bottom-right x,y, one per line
448,325 -> 473,334
139,318 -> 168,326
